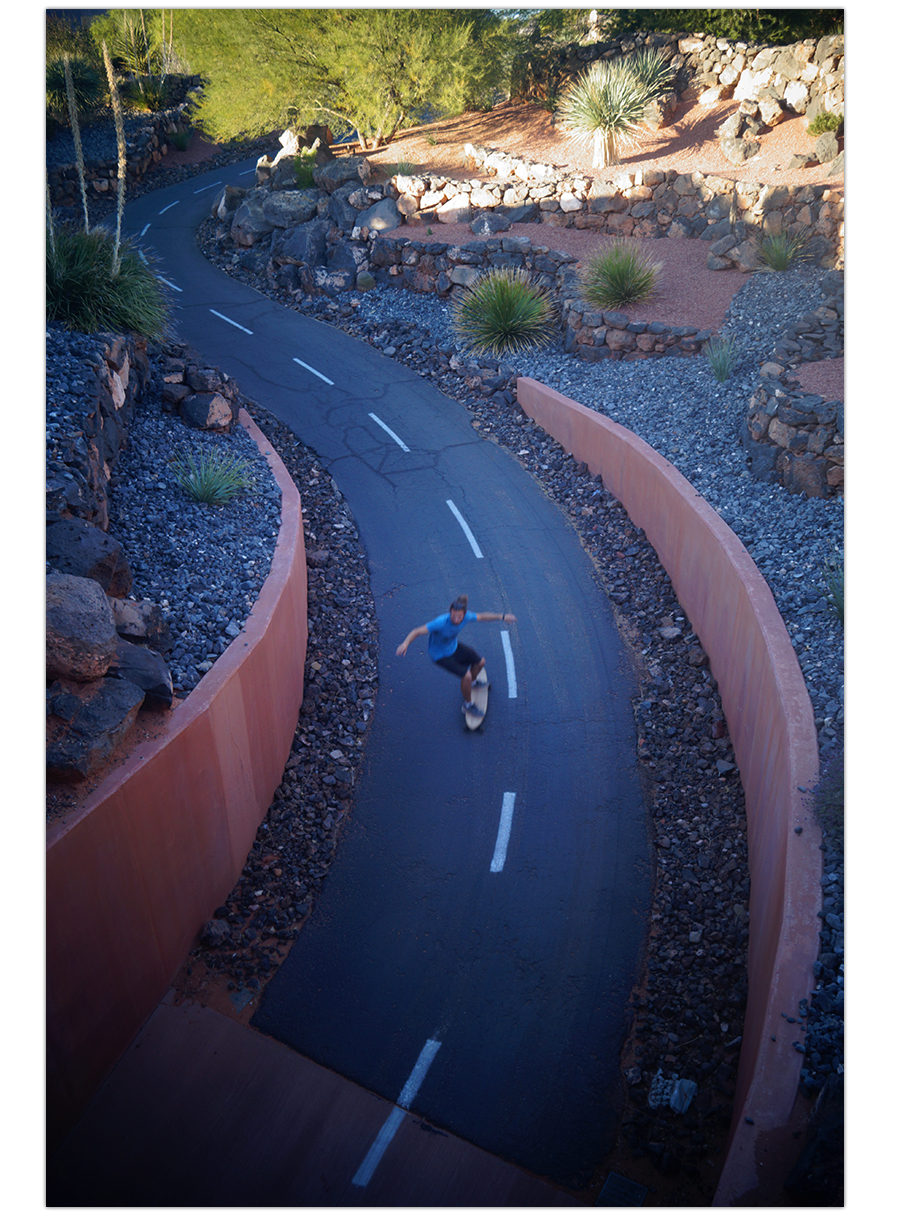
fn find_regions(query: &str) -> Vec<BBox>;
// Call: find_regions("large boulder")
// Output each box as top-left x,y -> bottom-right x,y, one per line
356,196 -> 403,233
46,518 -> 133,598
328,182 -> 361,231
46,572 -> 119,682
313,156 -> 373,193
230,190 -> 275,247
108,596 -> 173,652
46,675 -> 147,782
271,219 -> 330,267
262,190 -> 321,228
213,184 -> 246,221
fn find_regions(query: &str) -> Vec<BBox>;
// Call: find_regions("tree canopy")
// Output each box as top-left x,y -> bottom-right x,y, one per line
143,7 -> 508,148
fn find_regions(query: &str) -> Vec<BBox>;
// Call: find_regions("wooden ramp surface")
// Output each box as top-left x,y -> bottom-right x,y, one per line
47,992 -> 580,1207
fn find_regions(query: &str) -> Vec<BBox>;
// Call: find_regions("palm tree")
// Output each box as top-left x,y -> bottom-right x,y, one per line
557,49 -> 674,169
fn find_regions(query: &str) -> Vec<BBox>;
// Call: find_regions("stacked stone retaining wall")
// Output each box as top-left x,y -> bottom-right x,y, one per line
741,270 -> 844,496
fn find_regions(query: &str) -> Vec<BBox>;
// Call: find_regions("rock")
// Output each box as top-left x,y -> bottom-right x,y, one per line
230,191 -> 275,247
46,572 -> 119,682
107,637 -> 174,708
108,596 -> 173,652
327,182 -> 361,231
180,392 -> 234,431
313,156 -> 373,193
46,674 -> 147,782
46,518 -> 133,598
262,190 -> 321,228
271,219 -> 330,267
815,131 -> 840,165
356,196 -> 403,233
470,210 -> 511,235
213,184 -> 246,221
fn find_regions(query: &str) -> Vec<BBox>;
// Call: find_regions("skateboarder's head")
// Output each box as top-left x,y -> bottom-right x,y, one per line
449,594 -> 468,623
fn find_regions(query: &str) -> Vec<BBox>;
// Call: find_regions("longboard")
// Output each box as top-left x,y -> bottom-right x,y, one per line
464,668 -> 489,730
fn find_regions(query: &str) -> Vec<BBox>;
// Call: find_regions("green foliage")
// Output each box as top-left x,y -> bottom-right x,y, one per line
90,8 -> 188,78
703,334 -> 736,382
121,74 -> 174,112
820,553 -> 844,626
294,153 -> 317,188
172,128 -> 192,152
170,447 -> 256,506
808,110 -> 843,137
451,268 -> 557,357
579,240 -> 661,309
597,9 -> 843,43
557,50 -> 673,167
755,227 -> 813,272
46,226 -> 169,340
47,13 -> 99,63
173,9 -> 500,149
46,55 -> 106,121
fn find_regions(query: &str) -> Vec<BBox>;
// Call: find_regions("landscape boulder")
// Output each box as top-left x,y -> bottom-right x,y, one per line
46,675 -> 147,782
230,190 -> 275,247
108,596 -> 173,652
313,156 -> 373,193
46,518 -> 133,598
271,219 -> 330,267
47,572 -> 120,683
107,637 -> 174,708
180,391 -> 234,431
355,196 -> 403,233
262,189 -> 321,228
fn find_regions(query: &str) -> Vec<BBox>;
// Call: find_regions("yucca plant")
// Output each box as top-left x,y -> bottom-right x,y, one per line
703,334 -> 736,382
101,41 -> 128,275
451,268 -> 557,357
170,447 -> 256,506
579,240 -> 661,309
46,54 -> 105,123
557,49 -> 674,168
46,226 -> 169,339
755,227 -> 814,272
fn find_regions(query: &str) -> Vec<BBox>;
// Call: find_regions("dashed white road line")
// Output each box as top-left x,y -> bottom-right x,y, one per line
500,630 -> 517,698
490,792 -> 517,874
368,413 -> 410,452
446,500 -> 483,559
351,1038 -> 442,1188
158,200 -> 179,215
210,309 -> 253,334
193,180 -> 222,194
293,357 -> 334,385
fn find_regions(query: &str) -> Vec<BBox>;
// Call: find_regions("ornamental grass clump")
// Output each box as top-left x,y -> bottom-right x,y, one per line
755,227 -> 814,272
46,226 -> 170,339
170,447 -> 256,507
820,552 -> 844,626
703,334 -> 736,382
451,268 -> 557,357
557,48 -> 674,168
579,240 -> 661,310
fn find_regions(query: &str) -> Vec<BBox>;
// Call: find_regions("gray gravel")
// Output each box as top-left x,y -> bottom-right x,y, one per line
103,388 -> 283,696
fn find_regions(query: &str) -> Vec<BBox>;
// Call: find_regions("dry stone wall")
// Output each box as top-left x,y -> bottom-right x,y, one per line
741,271 -> 844,497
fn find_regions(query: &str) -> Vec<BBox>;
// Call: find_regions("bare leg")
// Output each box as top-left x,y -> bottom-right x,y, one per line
462,658 -> 486,703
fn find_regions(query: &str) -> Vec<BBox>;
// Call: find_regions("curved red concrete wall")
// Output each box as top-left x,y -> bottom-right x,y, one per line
515,378 -> 822,1205
46,410 -> 308,1151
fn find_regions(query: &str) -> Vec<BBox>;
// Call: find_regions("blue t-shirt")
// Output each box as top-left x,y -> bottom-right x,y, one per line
425,611 -> 477,661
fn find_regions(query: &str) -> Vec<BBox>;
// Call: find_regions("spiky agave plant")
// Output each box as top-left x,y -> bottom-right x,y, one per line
451,268 -> 557,357
557,50 -> 672,169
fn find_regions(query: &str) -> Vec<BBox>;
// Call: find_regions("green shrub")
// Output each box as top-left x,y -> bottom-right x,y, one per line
755,227 -> 813,272
703,334 -> 736,382
579,240 -> 661,310
390,158 -> 416,177
170,447 -> 256,506
807,110 -> 843,138
46,55 -> 105,121
172,128 -> 192,152
451,268 -> 557,356
121,75 -> 172,112
46,225 -> 169,340
294,153 -> 316,187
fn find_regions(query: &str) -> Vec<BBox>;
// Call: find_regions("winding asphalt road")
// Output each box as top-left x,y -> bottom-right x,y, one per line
120,160 -> 652,1191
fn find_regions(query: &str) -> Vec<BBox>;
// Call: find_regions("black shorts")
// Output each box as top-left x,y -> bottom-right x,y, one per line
434,641 -> 481,678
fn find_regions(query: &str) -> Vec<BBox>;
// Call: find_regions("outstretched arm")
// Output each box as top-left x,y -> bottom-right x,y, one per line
396,625 -> 428,656
475,612 -> 517,625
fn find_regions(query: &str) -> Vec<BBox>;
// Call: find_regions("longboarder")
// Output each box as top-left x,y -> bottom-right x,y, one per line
396,595 -> 517,720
